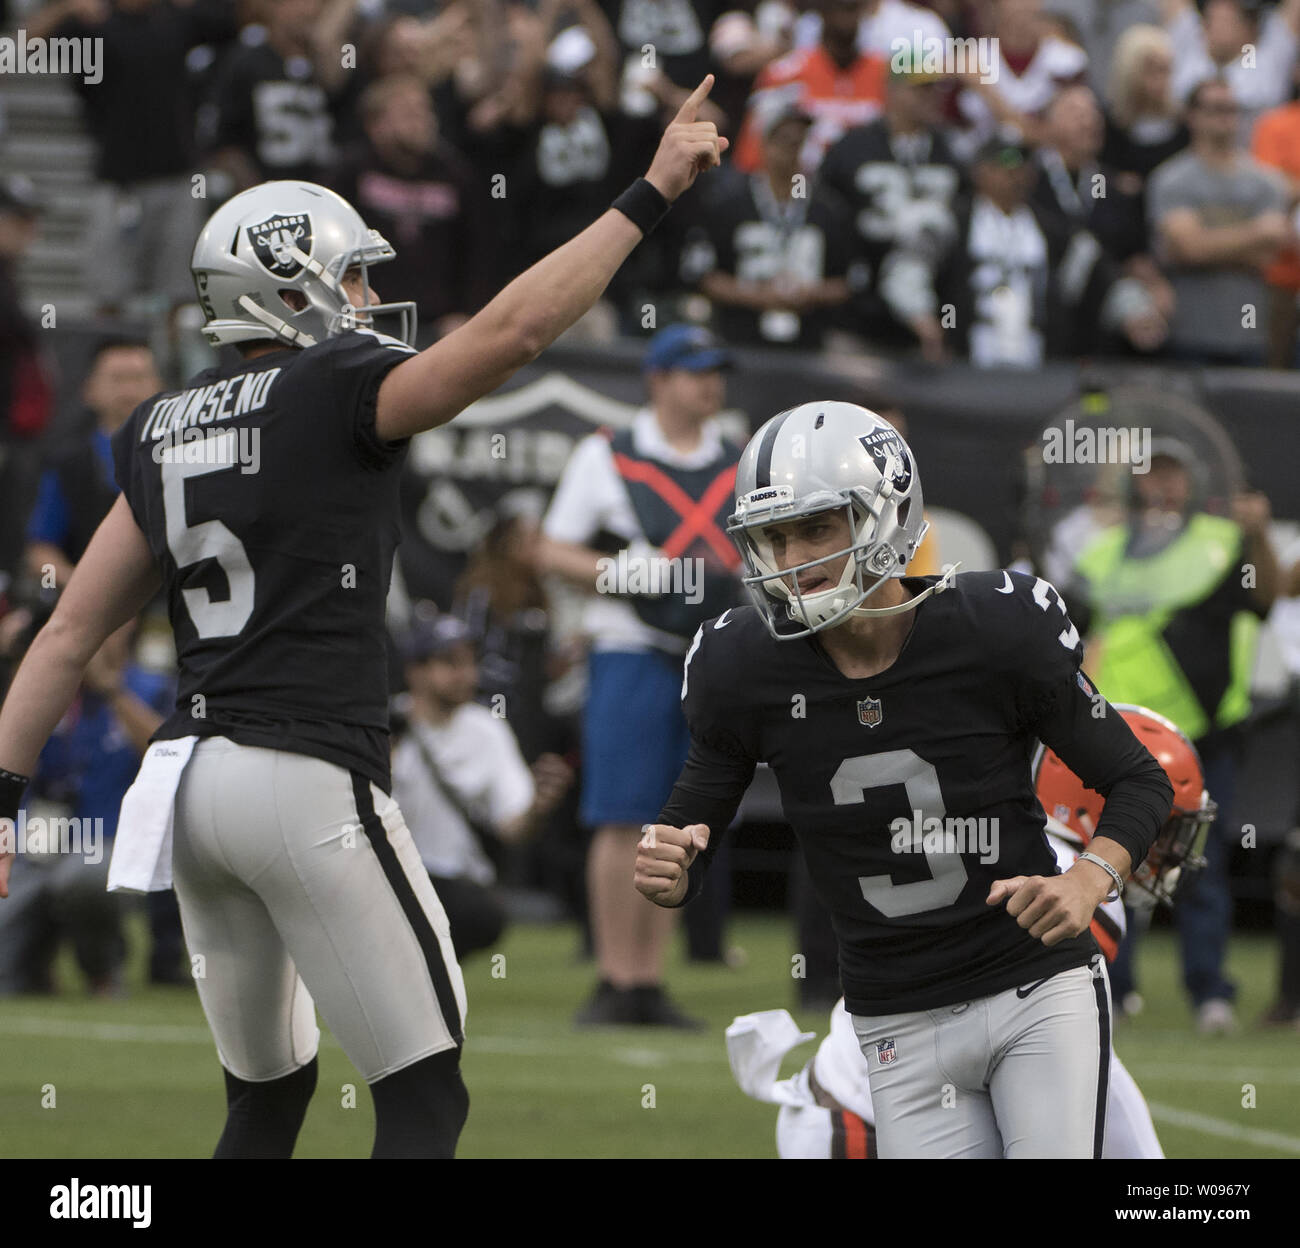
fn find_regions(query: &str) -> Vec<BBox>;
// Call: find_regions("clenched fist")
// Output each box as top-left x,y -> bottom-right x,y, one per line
643,76 -> 730,203
635,822 -> 710,907
986,867 -> 1109,947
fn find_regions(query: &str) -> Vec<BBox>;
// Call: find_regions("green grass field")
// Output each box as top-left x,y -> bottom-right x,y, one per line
1,914 -> 1296,1159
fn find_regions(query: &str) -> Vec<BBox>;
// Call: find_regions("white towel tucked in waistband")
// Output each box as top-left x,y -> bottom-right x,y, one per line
107,736 -> 198,893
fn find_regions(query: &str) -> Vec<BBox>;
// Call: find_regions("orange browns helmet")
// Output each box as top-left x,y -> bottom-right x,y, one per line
1032,704 -> 1216,911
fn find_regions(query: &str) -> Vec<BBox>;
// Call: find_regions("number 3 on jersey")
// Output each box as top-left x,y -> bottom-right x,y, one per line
161,435 -> 255,639
831,749 -> 968,918
1032,575 -> 1080,651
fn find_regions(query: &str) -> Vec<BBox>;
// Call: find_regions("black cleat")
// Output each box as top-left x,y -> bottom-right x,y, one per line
574,980 -> 641,1027
631,985 -> 706,1030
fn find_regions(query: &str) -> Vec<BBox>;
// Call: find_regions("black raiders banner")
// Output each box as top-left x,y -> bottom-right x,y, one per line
33,322 -> 1296,607
395,341 -> 1300,609
396,350 -> 753,608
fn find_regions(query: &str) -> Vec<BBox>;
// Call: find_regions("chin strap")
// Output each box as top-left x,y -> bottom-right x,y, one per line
850,562 -> 961,618
232,242 -> 347,349
236,295 -> 318,347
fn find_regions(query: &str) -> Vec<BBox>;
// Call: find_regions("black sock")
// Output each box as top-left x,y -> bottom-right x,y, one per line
370,1048 -> 469,1159
213,1057 -> 318,1159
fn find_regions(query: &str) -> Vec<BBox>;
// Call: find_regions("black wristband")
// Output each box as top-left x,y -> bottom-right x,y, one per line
0,767 -> 28,824
612,178 -> 671,237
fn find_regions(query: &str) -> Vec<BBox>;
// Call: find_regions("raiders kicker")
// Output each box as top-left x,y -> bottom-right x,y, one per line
0,78 -> 729,1160
113,331 -> 411,792
635,401 -> 1173,1158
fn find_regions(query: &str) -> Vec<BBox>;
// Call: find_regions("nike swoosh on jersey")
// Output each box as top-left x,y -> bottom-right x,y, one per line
713,610 -> 734,629
996,571 -> 1015,593
1015,974 -> 1053,998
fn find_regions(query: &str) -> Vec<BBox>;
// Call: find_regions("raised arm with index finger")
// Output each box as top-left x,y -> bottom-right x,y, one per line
372,75 -> 731,442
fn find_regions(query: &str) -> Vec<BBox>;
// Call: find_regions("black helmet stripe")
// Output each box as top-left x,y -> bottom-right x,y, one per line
754,408 -> 797,489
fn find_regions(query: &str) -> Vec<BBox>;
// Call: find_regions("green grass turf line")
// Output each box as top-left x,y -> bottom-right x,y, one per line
0,915 -> 1293,1158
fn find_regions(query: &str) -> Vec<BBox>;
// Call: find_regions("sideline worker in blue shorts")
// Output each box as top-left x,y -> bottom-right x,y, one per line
540,324 -> 743,1026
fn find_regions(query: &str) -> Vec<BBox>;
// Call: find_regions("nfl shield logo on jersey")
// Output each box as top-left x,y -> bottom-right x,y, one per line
877,1038 -> 897,1065
247,214 -> 313,278
858,696 -> 883,728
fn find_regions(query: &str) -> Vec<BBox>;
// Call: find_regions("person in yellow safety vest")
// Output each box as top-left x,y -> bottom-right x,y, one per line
1066,440 -> 1281,1034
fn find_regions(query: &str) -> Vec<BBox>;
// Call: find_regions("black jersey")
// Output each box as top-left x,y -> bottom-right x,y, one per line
680,173 -> 862,350
599,0 -> 723,91
816,119 -> 964,345
202,43 -> 335,182
112,330 -> 416,791
661,570 -> 1172,1014
56,0 -> 237,183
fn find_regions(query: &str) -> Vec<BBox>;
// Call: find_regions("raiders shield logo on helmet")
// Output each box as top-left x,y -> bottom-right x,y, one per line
858,696 -> 883,727
247,214 -> 313,279
859,429 -> 913,492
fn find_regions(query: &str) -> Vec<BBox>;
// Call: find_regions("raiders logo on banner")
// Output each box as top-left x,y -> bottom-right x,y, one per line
247,214 -> 313,278
859,429 -> 912,492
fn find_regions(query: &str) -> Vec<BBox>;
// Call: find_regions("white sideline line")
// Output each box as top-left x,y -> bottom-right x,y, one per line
11,1019 -> 1295,1151
1148,1103 -> 1300,1155
462,1036 -> 718,1063
1128,1062 -> 1300,1086
0,1017 -> 721,1063
0,1016 -> 212,1044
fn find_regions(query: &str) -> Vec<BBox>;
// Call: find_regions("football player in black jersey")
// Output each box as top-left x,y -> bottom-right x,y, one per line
0,78 -> 728,1159
634,401 -> 1174,1158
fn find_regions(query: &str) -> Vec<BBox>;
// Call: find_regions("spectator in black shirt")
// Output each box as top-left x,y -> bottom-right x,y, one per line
201,0 -> 339,188
1033,83 -> 1175,340
818,59 -> 965,359
600,0 -> 730,110
1101,23 -> 1189,183
682,102 -> 861,350
329,75 -> 497,346
1033,86 -> 1147,258
595,0 -> 729,207
25,0 -> 238,315
511,64 -> 618,269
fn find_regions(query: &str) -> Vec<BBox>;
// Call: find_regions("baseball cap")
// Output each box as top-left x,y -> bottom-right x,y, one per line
1147,437 -> 1197,469
975,129 -> 1031,168
643,324 -> 733,373
888,46 -> 946,86
750,84 -> 814,139
400,612 -> 475,663
544,25 -> 596,86
0,174 -> 42,219
762,100 -> 814,139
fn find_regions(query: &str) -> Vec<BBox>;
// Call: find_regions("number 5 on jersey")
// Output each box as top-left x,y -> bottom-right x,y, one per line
161,434 -> 255,639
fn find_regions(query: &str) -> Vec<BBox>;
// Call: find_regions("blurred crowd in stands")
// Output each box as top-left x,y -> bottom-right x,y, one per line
4,0 -> 1300,363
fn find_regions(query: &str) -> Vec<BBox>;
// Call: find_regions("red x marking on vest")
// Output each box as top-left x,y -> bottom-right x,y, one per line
611,453 -> 741,568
